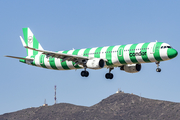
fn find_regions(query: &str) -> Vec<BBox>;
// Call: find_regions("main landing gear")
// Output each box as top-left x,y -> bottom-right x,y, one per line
105,68 -> 114,79
155,61 -> 161,72
81,68 -> 89,77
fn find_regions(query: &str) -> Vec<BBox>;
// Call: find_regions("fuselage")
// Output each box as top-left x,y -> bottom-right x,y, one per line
20,42 -> 178,70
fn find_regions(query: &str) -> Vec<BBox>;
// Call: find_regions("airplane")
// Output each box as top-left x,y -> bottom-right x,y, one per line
5,28 -> 178,79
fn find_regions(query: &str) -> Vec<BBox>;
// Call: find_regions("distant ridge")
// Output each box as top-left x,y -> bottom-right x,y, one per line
1,92 -> 180,120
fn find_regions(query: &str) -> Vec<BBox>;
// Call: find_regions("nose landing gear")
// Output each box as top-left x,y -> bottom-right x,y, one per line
155,62 -> 161,72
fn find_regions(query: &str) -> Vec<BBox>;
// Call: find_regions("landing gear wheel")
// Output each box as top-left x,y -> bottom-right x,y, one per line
105,67 -> 114,79
110,73 -> 113,79
155,62 -> 161,72
81,71 -> 89,77
105,73 -> 113,79
81,71 -> 85,77
156,68 -> 161,72
85,71 -> 89,77
105,73 -> 109,79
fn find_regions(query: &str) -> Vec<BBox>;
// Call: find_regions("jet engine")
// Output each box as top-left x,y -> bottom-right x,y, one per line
120,64 -> 141,73
86,58 -> 105,69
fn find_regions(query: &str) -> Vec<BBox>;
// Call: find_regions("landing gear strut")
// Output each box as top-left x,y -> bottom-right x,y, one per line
155,62 -> 161,72
81,68 -> 89,77
105,68 -> 114,79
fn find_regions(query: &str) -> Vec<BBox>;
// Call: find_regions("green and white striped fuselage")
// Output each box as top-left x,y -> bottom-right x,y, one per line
5,28 -> 178,79
24,42 -> 176,70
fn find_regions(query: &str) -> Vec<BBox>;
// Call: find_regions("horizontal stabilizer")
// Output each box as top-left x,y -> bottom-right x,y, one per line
5,55 -> 34,60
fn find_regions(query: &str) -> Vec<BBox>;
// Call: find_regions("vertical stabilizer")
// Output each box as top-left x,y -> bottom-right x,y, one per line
22,28 -> 44,56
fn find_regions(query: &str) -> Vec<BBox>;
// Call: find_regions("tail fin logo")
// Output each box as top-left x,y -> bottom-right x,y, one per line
22,27 -> 44,56
28,36 -> 33,44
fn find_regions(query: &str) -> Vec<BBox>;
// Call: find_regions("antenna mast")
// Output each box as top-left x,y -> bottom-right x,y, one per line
54,85 -> 57,104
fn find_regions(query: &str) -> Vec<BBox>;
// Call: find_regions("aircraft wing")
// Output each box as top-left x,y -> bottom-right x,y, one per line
20,37 -> 107,64
25,46 -> 87,60
24,46 -> 108,63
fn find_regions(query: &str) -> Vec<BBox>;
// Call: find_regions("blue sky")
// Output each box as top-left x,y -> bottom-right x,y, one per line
1,0 -> 180,115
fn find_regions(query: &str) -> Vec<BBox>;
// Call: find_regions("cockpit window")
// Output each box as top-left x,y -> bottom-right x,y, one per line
167,46 -> 172,48
161,46 -> 172,49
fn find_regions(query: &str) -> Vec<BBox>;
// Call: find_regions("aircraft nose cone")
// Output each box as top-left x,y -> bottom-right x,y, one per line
168,49 -> 178,59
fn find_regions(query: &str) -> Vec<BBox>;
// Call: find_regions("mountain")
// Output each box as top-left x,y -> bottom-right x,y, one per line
1,92 -> 180,120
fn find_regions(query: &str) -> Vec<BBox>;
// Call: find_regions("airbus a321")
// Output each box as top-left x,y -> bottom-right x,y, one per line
6,28 -> 178,79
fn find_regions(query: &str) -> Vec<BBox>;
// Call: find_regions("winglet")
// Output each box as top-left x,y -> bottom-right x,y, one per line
20,36 -> 27,47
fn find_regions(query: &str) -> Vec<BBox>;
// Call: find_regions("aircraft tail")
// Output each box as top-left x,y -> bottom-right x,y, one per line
22,28 -> 44,56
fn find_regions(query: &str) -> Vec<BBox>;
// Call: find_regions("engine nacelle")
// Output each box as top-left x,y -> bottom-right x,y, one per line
86,58 -> 105,69
121,64 -> 141,73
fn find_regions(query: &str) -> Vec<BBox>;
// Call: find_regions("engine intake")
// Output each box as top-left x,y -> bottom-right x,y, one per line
121,64 -> 141,73
86,58 -> 105,69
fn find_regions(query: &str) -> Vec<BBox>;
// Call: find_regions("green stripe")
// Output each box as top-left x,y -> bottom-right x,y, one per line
22,28 -> 28,55
167,48 -> 178,59
19,59 -> 26,63
83,48 -> 92,57
61,50 -> 70,70
49,57 -> 58,70
118,45 -> 127,64
153,42 -> 163,61
72,49 -> 81,69
39,54 -> 47,68
33,35 -> 39,56
94,47 -> 103,58
141,43 -> 151,63
106,46 -> 115,66
129,44 -> 138,63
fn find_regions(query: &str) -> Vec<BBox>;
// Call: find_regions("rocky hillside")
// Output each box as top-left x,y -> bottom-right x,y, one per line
1,92 -> 180,120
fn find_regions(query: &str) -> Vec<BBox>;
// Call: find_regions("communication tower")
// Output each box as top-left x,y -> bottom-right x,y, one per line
43,99 -> 48,106
54,85 -> 57,104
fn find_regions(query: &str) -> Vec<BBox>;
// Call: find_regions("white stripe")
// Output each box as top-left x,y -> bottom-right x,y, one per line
34,44 -> 44,67
77,48 -> 86,56
147,42 -> 156,62
124,44 -> 133,64
34,54 -> 43,68
38,43 -> 44,50
55,51 -> 64,70
100,46 -> 109,59
66,50 -> 76,69
28,28 -> 33,56
135,43 -> 145,63
100,46 -> 109,67
112,45 -> 121,65
77,48 -> 86,68
159,43 -> 169,61
44,56 -> 53,69
38,44 -> 43,54
89,47 -> 98,58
